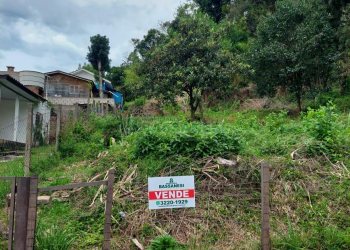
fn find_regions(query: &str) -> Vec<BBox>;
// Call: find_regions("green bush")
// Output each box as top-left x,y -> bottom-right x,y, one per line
59,114 -> 140,158
90,114 -> 140,145
134,96 -> 147,107
148,235 -> 185,250
134,121 -> 240,158
303,103 -> 348,158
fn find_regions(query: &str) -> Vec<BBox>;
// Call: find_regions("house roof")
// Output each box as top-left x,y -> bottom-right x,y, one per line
70,68 -> 111,84
46,70 -> 93,83
0,74 -> 46,102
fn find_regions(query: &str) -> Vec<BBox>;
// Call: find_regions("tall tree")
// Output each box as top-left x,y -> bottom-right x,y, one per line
131,29 -> 166,60
193,0 -> 231,22
228,0 -> 276,34
143,4 -> 238,120
324,0 -> 350,27
87,34 -> 111,98
337,5 -> 350,94
106,66 -> 125,88
250,0 -> 336,112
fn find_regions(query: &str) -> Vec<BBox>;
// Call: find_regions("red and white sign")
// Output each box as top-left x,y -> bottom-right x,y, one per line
148,176 -> 195,210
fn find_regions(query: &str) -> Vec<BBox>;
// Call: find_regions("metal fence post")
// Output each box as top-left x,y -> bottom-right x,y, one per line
261,162 -> 271,250
103,168 -> 115,250
24,104 -> 33,177
55,105 -> 61,152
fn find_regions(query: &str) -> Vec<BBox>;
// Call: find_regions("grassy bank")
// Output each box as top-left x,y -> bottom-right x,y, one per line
0,99 -> 349,249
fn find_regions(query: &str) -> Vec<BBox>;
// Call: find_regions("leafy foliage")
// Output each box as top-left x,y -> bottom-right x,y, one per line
303,103 -> 349,158
193,0 -> 231,22
250,0 -> 336,111
106,66 -> 125,88
337,5 -> 350,94
134,121 -> 240,158
142,4 -> 239,119
59,114 -> 140,158
86,34 -> 111,73
87,34 -> 111,97
148,235 -> 185,250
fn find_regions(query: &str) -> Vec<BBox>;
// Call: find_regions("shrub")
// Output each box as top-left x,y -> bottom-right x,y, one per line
302,102 -> 348,158
148,235 -> 185,250
134,96 -> 147,107
90,114 -> 140,145
134,121 -> 240,158
59,114 -> 140,158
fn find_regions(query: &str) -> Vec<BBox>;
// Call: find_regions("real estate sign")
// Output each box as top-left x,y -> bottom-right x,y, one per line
148,176 -> 195,210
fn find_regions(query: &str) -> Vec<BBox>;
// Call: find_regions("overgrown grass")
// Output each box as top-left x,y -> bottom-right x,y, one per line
0,98 -> 349,249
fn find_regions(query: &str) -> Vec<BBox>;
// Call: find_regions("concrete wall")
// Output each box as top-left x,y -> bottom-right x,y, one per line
0,99 -> 51,144
0,100 -> 16,141
0,99 -> 30,143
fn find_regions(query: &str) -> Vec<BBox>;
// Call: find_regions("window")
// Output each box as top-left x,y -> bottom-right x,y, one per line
70,85 -> 80,95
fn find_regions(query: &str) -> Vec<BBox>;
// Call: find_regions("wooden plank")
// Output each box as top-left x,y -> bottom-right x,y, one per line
261,162 -> 271,250
8,178 -> 16,250
14,177 -> 30,250
103,169 -> 115,250
38,180 -> 107,192
55,105 -> 61,152
26,177 -> 38,250
24,104 -> 33,177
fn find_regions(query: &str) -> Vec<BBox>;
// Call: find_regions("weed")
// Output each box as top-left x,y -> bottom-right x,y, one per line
35,222 -> 75,250
148,235 -> 186,250
303,102 -> 349,159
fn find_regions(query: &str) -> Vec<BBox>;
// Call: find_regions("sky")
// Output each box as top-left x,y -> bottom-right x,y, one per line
0,0 -> 185,73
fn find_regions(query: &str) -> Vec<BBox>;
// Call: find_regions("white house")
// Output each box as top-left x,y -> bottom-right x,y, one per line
0,74 -> 50,145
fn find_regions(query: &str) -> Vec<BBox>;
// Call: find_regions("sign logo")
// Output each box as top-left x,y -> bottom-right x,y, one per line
148,176 -> 195,210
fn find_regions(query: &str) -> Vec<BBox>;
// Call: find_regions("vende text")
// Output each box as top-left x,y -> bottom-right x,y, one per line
149,189 -> 195,200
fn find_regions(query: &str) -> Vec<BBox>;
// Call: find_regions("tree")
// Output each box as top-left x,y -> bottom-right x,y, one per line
86,34 -> 111,98
143,5 -> 238,120
193,0 -> 231,22
337,5 -> 350,94
250,0 -> 336,112
131,29 -> 166,60
228,0 -> 276,35
324,0 -> 350,27
106,66 -> 125,88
